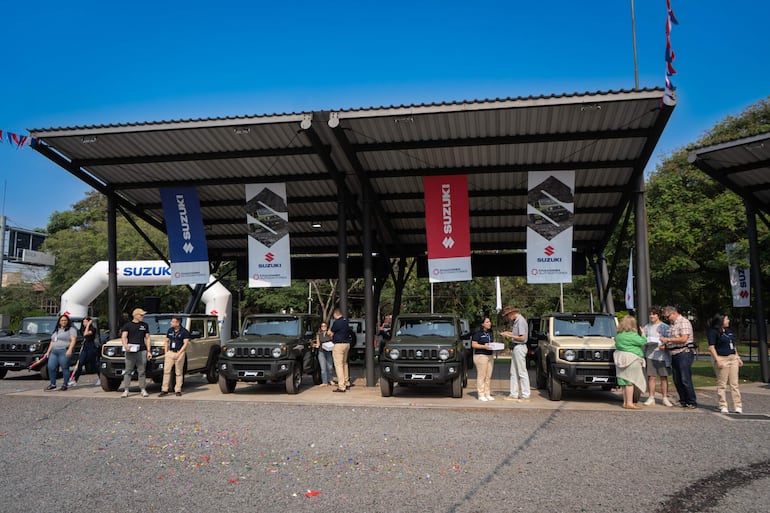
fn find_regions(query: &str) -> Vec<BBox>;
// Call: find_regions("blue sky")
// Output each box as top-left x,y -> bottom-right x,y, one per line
1,0 -> 768,231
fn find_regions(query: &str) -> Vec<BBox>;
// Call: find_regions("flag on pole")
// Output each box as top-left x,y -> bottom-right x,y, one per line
625,249 -> 634,310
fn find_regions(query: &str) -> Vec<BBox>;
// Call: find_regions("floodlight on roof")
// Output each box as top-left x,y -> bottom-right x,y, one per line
81,136 -> 98,144
233,127 -> 251,135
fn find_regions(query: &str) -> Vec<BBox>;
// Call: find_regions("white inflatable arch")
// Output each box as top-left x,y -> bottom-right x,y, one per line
60,260 -> 232,344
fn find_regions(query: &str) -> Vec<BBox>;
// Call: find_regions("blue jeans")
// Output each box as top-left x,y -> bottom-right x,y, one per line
318,350 -> 335,384
48,348 -> 70,386
671,350 -> 697,405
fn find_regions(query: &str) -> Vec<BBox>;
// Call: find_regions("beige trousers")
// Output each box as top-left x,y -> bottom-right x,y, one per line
332,343 -> 350,390
713,353 -> 742,410
162,351 -> 186,393
474,354 -> 493,397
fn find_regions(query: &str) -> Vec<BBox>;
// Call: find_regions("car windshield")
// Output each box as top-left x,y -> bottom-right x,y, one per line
552,316 -> 617,337
20,319 -> 58,335
395,319 -> 456,338
143,316 -> 181,335
242,318 -> 299,337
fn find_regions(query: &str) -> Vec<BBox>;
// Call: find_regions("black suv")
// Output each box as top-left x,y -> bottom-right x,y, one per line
379,313 -> 469,398
217,314 -> 321,394
0,316 -> 95,381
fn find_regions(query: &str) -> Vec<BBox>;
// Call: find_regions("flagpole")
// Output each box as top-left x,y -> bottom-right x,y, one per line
630,0 -> 639,90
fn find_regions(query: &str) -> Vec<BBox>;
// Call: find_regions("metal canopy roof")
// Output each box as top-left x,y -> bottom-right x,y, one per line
30,88 -> 674,266
688,130 -> 770,216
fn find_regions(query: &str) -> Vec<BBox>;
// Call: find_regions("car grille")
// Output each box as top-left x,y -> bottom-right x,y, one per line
232,363 -> 272,371
0,343 -> 36,352
399,365 -> 441,373
572,349 -> 614,362
398,348 -> 440,360
233,347 -> 275,358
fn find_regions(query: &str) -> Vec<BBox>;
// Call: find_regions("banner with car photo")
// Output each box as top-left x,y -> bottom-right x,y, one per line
160,187 -> 210,285
423,174 -> 472,283
526,170 -> 574,284
246,183 -> 291,287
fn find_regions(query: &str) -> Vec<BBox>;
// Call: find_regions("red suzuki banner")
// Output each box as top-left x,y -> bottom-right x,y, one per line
423,175 -> 472,282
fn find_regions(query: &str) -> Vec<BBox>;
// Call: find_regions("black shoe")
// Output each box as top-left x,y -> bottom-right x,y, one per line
44,385 -> 56,391
159,391 -> 169,397
59,386 -> 68,391
333,388 -> 346,393
175,392 -> 182,397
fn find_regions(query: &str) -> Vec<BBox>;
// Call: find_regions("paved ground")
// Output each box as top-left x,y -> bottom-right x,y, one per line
1,363 -> 768,513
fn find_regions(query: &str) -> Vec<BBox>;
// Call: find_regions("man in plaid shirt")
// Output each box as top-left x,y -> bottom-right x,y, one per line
661,305 -> 697,408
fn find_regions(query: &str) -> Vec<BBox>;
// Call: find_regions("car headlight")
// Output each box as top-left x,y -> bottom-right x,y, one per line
106,347 -> 117,357
151,347 -> 164,357
438,348 -> 450,360
225,347 -> 236,358
561,349 -> 577,362
272,346 -> 284,358
28,344 -> 38,352
388,348 -> 400,360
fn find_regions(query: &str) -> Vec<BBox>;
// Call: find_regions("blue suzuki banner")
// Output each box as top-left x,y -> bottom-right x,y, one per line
160,187 -> 209,284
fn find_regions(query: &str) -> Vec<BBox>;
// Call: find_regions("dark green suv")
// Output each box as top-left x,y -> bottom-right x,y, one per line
379,313 -> 469,398
217,314 -> 321,394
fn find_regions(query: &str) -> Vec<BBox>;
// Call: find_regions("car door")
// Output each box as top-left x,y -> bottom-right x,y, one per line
186,318 -> 206,371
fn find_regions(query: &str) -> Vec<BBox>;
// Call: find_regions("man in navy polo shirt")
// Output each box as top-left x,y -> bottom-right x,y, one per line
328,308 -> 351,393
159,316 -> 190,397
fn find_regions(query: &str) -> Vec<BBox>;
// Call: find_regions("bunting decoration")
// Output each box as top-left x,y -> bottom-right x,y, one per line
663,0 -> 679,106
0,129 -> 35,149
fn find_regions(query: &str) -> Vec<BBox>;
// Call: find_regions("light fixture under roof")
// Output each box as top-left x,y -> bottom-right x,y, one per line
311,222 -> 322,229
233,127 -> 251,135
81,136 -> 98,144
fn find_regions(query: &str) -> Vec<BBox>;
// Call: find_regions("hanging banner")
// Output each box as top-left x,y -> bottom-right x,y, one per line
625,248 -> 634,310
726,243 -> 750,307
526,171 -> 574,284
423,175 -> 472,283
160,187 -> 209,285
246,183 -> 291,287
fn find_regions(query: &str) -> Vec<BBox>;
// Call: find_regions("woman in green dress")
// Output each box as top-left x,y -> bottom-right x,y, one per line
614,315 -> 647,409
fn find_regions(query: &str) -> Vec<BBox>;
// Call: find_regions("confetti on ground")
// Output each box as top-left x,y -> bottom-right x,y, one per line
305,490 -> 321,497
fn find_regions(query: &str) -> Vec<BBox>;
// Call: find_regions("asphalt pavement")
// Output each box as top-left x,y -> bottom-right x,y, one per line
1,363 -> 768,513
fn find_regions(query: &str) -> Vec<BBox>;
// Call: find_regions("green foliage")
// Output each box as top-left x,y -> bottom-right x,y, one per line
0,284 -> 47,328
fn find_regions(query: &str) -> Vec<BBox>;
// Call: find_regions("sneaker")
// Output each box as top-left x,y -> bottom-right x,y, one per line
94,379 -> 101,387
478,396 -> 489,401
720,407 -> 729,413
643,396 -> 655,406
332,388 -> 346,393
685,404 -> 698,409
486,395 -> 495,401
44,384 -> 57,391
120,390 -> 129,398
140,389 -> 149,398
518,397 -> 531,403
68,380 -> 77,387
503,395 -> 518,401
734,408 -> 742,414
59,385 -> 68,392
662,397 -> 673,407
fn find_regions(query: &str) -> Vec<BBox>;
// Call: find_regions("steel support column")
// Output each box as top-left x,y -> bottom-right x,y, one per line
337,188 -> 348,316
634,173 -> 651,322
362,185 -> 376,386
745,200 -> 769,382
107,193 -> 119,338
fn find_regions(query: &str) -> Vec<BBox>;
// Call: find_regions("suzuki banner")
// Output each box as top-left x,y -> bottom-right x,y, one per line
160,187 -> 209,285
526,171 -> 574,284
726,243 -> 750,307
423,175 -> 472,283
246,183 -> 291,287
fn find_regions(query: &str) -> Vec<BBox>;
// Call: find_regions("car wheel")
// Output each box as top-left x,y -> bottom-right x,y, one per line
0,369 -> 7,379
535,356 -> 547,390
285,362 -> 302,394
380,377 -> 393,397
461,367 -> 468,388
451,375 -> 463,398
312,363 -> 322,385
547,366 -> 562,401
218,374 -> 236,394
205,349 -> 220,384
39,364 -> 49,382
101,373 -> 120,392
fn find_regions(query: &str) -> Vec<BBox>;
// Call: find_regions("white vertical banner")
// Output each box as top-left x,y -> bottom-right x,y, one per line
625,248 -> 634,310
246,183 -> 291,288
526,171 -> 574,284
726,243 -> 750,307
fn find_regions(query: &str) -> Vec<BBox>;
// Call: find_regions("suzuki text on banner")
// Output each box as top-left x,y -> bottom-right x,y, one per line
246,183 -> 291,287
526,171 -> 574,284
160,188 -> 209,285
423,175 -> 472,283
726,243 -> 750,308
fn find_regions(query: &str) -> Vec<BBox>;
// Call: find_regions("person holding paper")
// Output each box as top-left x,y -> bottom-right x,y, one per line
500,306 -> 531,402
471,317 -> 495,401
314,321 -> 335,386
641,306 -> 672,407
120,308 -> 152,398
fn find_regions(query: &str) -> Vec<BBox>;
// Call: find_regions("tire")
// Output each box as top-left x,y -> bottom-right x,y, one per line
0,369 -> 7,379
312,364 -> 322,385
205,349 -> 220,384
461,367 -> 468,388
101,373 -> 120,392
547,366 -> 563,401
451,375 -> 463,398
285,362 -> 302,394
39,364 -> 49,382
218,374 -> 236,394
380,377 -> 393,397
535,356 -> 547,390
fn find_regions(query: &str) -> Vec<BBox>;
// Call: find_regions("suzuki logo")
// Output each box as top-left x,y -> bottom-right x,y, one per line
442,237 -> 455,249
182,242 -> 194,254
265,252 -> 275,262
740,290 -> 749,299
544,246 -> 555,256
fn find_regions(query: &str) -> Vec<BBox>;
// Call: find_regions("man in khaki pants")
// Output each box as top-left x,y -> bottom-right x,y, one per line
159,316 -> 190,397
328,308 -> 351,393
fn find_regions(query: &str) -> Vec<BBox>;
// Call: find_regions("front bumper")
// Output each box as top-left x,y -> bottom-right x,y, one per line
0,353 -> 39,371
379,360 -> 462,384
100,357 -> 164,379
218,358 -> 294,382
551,363 -> 616,386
